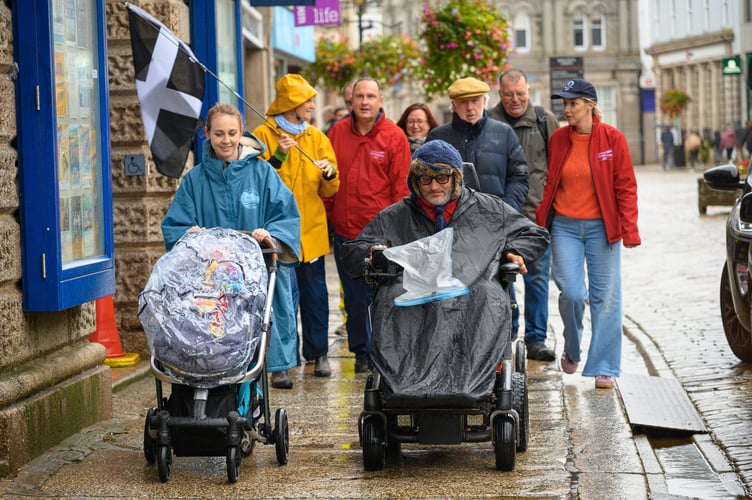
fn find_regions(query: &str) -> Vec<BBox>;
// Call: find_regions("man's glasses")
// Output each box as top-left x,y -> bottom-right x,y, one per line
418,174 -> 451,185
407,119 -> 427,126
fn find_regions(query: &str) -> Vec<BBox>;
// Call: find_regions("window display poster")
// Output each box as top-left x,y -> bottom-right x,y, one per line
64,0 -> 77,46
68,124 -> 80,189
61,196 -> 73,264
53,0 -> 65,44
78,124 -> 92,188
57,122 -> 70,192
82,193 -> 96,257
55,52 -> 67,117
65,55 -> 80,118
71,194 -> 83,260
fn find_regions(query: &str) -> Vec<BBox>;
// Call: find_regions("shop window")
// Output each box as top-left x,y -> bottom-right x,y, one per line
191,0 -> 244,160
13,0 -> 115,311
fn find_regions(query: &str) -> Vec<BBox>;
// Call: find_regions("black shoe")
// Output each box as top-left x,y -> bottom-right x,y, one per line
314,355 -> 332,377
526,343 -> 555,361
271,370 -> 293,389
354,355 -> 371,373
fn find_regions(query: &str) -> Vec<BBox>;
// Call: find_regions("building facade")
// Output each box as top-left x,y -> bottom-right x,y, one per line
0,0 -> 316,479
643,0 -> 751,151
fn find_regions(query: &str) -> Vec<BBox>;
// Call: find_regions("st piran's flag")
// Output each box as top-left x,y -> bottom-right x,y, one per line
126,3 -> 205,178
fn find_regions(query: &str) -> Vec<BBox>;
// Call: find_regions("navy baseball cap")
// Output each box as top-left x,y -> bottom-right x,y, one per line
552,78 -> 597,102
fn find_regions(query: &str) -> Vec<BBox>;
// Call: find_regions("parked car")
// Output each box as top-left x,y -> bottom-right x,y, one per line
704,164 -> 752,362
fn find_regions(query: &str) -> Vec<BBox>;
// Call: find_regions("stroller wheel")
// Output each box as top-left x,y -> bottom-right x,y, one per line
143,408 -> 157,464
274,408 -> 289,465
226,446 -> 240,483
157,445 -> 172,482
493,415 -> 515,471
362,417 -> 386,471
515,340 -> 526,374
512,372 -> 528,452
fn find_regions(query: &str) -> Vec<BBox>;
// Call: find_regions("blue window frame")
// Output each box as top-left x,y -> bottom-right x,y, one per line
13,0 -> 115,311
191,0 -> 245,160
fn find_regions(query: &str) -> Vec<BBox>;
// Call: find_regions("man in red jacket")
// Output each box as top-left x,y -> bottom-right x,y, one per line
328,78 -> 412,373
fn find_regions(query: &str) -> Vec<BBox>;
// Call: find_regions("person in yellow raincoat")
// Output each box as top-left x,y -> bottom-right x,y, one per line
253,74 -> 340,386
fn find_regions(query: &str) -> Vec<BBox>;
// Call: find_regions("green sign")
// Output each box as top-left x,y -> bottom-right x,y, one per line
722,56 -> 742,76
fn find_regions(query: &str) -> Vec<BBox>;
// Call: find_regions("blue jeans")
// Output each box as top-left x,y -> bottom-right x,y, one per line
294,258 -> 330,360
333,234 -> 374,358
511,245 -> 551,346
550,216 -> 622,377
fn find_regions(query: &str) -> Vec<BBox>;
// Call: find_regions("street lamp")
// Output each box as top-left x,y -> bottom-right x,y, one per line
353,0 -> 376,48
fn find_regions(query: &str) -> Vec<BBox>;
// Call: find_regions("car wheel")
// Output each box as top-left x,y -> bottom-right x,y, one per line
720,265 -> 752,362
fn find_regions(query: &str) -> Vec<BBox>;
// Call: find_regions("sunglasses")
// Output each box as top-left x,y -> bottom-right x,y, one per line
418,174 -> 451,186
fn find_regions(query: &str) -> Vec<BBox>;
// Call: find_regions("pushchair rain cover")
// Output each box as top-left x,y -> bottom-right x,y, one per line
139,227 -> 267,388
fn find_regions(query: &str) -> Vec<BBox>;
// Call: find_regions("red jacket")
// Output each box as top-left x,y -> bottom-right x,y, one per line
328,111 -> 412,239
536,115 -> 640,246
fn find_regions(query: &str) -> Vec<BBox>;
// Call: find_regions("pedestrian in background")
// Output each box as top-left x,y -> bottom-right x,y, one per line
253,74 -> 340,384
489,68 -> 558,362
161,102 -> 301,389
327,77 -> 412,373
396,103 -> 439,152
427,76 -> 529,212
720,125 -> 737,163
684,129 -> 702,170
536,78 -> 640,390
660,126 -> 674,170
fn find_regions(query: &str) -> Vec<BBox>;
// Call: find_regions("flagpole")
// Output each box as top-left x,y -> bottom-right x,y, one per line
126,2 -> 321,167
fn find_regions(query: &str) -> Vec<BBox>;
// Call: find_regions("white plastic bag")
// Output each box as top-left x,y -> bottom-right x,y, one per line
382,228 -> 468,306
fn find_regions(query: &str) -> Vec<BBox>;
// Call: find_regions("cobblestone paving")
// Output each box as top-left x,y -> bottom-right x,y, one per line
622,165 -> 752,492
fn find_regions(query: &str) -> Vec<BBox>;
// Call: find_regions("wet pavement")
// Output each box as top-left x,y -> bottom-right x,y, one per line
0,164 -> 750,498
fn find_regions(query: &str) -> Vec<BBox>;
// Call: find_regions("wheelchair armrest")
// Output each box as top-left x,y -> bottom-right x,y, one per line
499,262 -> 520,286
363,246 -> 402,285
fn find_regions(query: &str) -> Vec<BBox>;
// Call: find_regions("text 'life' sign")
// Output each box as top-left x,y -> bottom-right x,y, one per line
294,0 -> 341,26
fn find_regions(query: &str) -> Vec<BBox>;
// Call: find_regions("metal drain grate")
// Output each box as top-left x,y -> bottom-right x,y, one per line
617,375 -> 707,433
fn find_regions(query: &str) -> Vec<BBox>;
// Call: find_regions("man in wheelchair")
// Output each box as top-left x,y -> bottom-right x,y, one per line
341,139 -> 549,404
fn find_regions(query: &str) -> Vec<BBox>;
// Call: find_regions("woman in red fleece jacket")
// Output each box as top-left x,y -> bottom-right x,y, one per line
536,78 -> 640,390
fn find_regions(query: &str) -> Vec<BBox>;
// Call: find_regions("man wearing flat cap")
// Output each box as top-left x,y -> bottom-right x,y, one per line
253,73 -> 340,386
427,77 -> 529,213
340,140 -> 549,400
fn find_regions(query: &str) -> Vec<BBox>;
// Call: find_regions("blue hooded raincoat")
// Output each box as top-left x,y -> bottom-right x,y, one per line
161,134 -> 301,373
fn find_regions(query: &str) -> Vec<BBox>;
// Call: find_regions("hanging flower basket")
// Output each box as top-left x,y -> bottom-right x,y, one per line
418,0 -> 513,100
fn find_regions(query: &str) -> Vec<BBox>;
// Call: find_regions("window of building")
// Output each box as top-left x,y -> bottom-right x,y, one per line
573,14 -> 586,50
14,0 -> 115,311
216,0 -> 240,105
591,15 -> 605,50
191,0 -> 245,159
596,86 -> 617,126
513,11 -> 531,53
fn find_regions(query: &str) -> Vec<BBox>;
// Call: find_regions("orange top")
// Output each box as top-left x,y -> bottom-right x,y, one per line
553,130 -> 602,220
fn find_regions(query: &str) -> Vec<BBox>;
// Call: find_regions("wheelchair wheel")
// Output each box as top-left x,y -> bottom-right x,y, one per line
493,415 -> 515,471
362,417 -> 386,471
515,340 -> 526,374
512,371 -> 528,452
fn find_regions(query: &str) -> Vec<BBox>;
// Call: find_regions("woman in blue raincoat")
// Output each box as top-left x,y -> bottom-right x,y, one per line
162,103 -> 301,389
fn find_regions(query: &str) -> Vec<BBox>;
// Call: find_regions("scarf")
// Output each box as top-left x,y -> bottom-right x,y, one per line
274,114 -> 308,136
408,136 -> 426,152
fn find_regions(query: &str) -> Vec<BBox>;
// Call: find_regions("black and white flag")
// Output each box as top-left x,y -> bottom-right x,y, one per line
126,3 -> 205,178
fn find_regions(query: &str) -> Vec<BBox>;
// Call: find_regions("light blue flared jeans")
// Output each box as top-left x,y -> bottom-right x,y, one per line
550,216 -> 622,377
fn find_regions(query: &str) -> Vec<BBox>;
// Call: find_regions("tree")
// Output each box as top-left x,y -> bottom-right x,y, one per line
418,0 -> 513,100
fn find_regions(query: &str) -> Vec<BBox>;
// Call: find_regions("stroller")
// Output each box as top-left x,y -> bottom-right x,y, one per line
138,227 -> 288,483
358,233 -> 529,471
